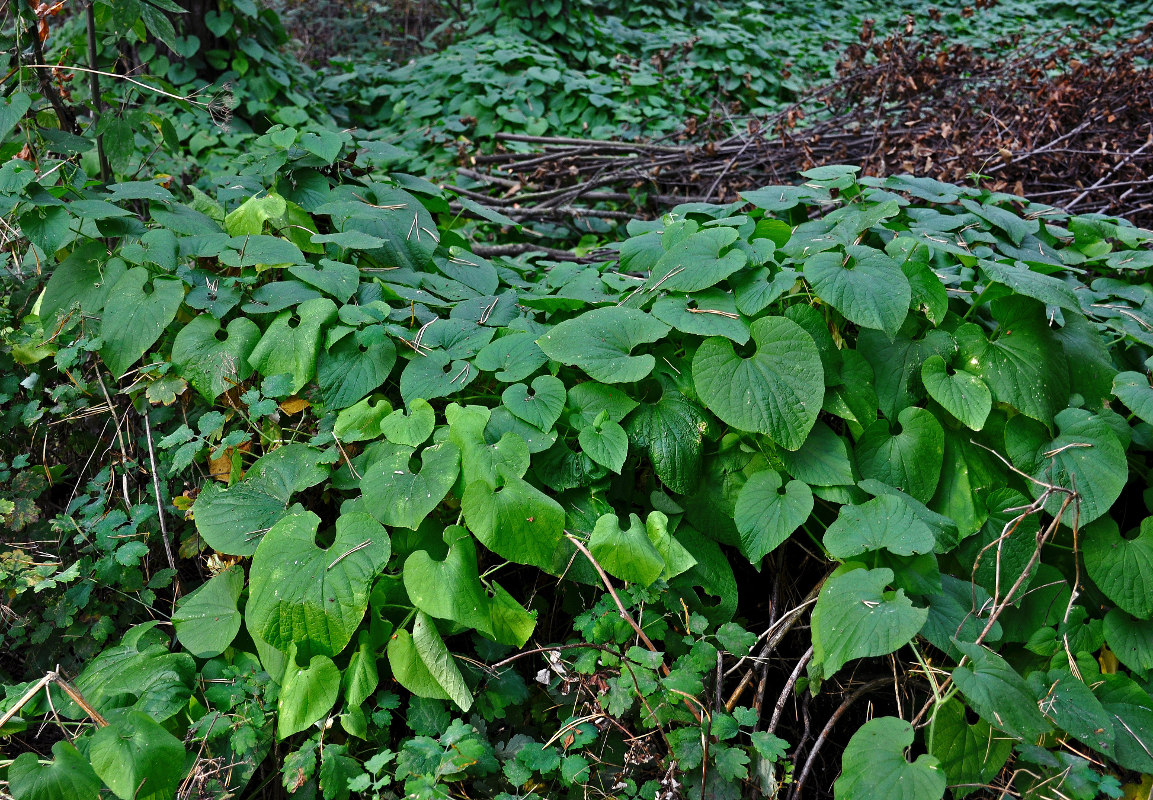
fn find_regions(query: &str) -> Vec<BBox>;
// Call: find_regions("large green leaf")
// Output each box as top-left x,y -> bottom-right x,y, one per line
1094,673 -> 1153,773
734,470 -> 813,561
1103,608 -> 1153,674
956,299 -> 1069,425
625,391 -> 708,494
192,443 -> 329,556
502,374 -> 566,431
100,268 -> 184,377
921,576 -> 1001,661
329,184 -> 439,271
172,565 -> 243,657
928,697 -> 1012,799
277,647 -> 341,739
446,404 -> 530,487
811,566 -> 927,680
39,244 -> 126,326
920,355 -> 991,431
778,420 -> 855,486
858,328 -> 955,420
823,495 -> 935,560
462,473 -> 566,573
951,641 -> 1050,740
387,612 -> 472,711
537,307 -> 670,383
359,441 -> 460,529
8,741 -> 101,800
1006,408 -> 1127,525
577,416 -> 629,473
978,259 -> 1079,311
380,398 -> 435,446
651,289 -> 750,344
855,406 -> 944,503
64,624 -> 194,722
1084,516 -> 1153,618
404,526 -> 494,636
248,297 -> 337,394
589,513 -> 665,585
692,316 -> 823,449
833,716 -> 945,800
1027,668 -> 1114,757
246,511 -> 390,657
1112,365 -> 1153,425
803,245 -> 910,337
171,315 -> 260,401
644,227 -> 746,293
88,710 -> 186,800
316,325 -> 396,409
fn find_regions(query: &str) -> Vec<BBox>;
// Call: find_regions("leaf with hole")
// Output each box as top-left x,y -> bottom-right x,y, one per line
171,315 -> 260,402
277,646 -> 341,739
644,227 -> 746,293
589,513 -> 665,586
920,355 -> 991,430
248,297 -> 337,394
100,268 -> 184,377
502,374 -> 566,431
462,473 -> 566,573
834,716 -> 945,800
855,406 -> 944,503
380,398 -> 435,446
951,640 -> 1050,740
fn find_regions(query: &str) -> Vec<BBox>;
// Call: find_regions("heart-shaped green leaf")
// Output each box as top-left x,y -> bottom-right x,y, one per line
951,640 -> 1050,740
248,297 -> 337,394
462,474 -> 566,573
277,647 -> 341,739
333,395 -> 391,443
316,325 -> 396,410
360,441 -> 460,530
1112,367 -> 1153,424
1103,608 -> 1153,674
927,697 -> 1012,798
811,566 -> 927,680
100,268 -> 184,377
1084,516 -> 1153,618
1026,669 -> 1115,757
380,397 -> 435,446
172,565 -> 243,657
403,527 -> 494,636
537,307 -> 671,383
8,741 -> 101,800
803,245 -> 910,338
446,403 -> 530,488
502,374 -> 566,431
246,511 -> 390,657
692,316 -> 823,450
823,494 -> 935,560
399,348 -> 478,405
834,717 -> 945,800
88,710 -> 186,800
651,289 -> 750,344
921,354 -> 991,430
589,513 -> 665,585
171,315 -> 260,401
474,331 -> 548,382
734,470 -> 813,561
578,417 -> 629,473
855,407 -> 944,503
625,391 -> 708,494
645,227 -> 746,293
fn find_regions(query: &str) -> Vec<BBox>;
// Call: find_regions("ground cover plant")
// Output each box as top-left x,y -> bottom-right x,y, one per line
5,0 -> 1153,798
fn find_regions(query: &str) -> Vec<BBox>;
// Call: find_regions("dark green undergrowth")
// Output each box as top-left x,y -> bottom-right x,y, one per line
5,1 -> 1153,799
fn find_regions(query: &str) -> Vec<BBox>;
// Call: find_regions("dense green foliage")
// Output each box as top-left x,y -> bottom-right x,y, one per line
4,1 -> 1153,799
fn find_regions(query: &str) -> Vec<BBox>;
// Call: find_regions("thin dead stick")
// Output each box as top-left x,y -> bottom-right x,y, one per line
767,645 -> 814,735
94,369 -> 131,509
0,670 -> 108,731
565,532 -> 703,724
143,413 -> 178,588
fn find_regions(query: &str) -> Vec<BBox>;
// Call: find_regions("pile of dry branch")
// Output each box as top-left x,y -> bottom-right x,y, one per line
459,22 -> 1153,230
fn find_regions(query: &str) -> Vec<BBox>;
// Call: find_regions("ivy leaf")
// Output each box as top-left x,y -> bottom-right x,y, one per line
920,355 -> 991,431
316,325 -> 396,410
951,640 -> 1050,740
462,474 -> 566,573
171,316 -> 260,402
100,268 -> 184,377
589,513 -> 665,585
249,297 -> 337,394
803,245 -> 910,338
577,417 -> 629,473
278,647 -> 341,739
246,511 -> 390,657
834,717 -> 945,800
88,710 -> 186,800
734,470 -> 813,562
644,227 -> 746,293
537,307 -> 671,383
8,741 -> 101,800
855,407 -> 944,503
387,612 -> 472,711
625,391 -> 708,494
692,316 -> 823,450
811,566 -> 927,680
1084,515 -> 1153,618
380,398 -> 435,446
192,443 -> 329,556
172,565 -> 243,657
928,697 -> 1012,799
360,441 -> 460,530
502,375 -> 566,431
823,495 -> 935,560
